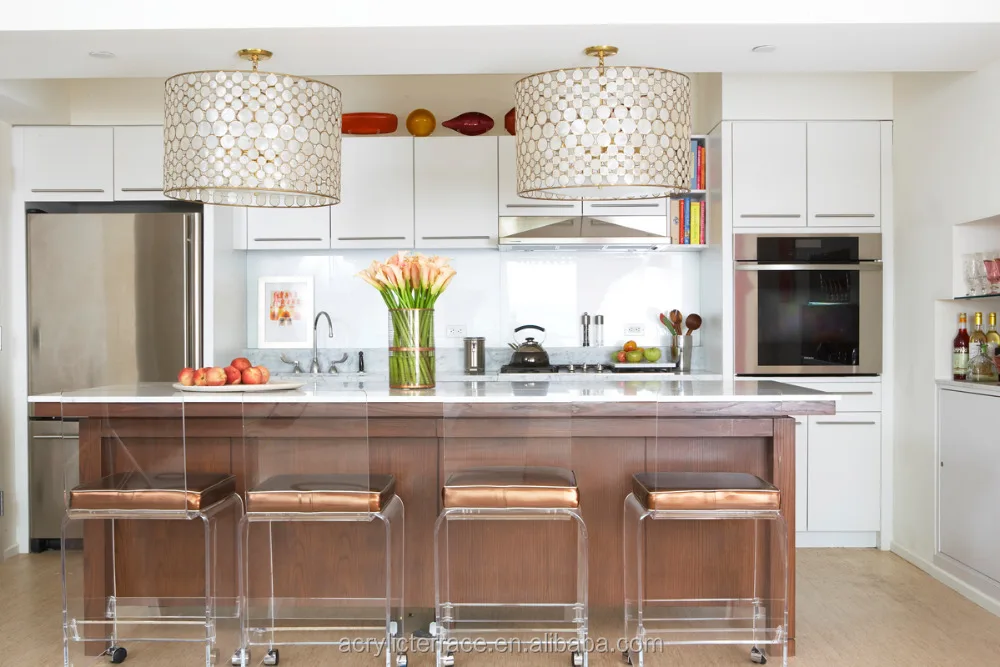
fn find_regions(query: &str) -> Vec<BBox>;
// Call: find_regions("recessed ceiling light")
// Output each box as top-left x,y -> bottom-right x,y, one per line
88,51 -> 116,59
751,45 -> 777,54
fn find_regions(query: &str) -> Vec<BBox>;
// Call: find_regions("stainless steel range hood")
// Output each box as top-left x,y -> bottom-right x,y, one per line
498,216 -> 672,251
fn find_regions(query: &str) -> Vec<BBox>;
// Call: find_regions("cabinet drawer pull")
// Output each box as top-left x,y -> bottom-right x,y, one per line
739,213 -> 801,219
253,237 -> 324,242
589,202 -> 662,208
504,204 -> 577,209
837,391 -> 875,395
421,235 -> 491,240
337,236 -> 406,241
119,187 -> 164,192
813,420 -> 878,426
31,188 -> 105,193
813,213 -> 876,219
32,434 -> 79,440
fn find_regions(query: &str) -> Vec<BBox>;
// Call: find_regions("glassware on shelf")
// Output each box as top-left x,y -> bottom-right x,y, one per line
963,254 -> 978,296
974,253 -> 991,295
989,257 -> 1000,294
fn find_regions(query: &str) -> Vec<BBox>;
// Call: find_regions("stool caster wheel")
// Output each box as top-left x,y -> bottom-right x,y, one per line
572,650 -> 584,666
263,648 -> 280,665
750,646 -> 767,664
108,646 -> 127,664
397,653 -> 409,667
231,648 -> 249,666
441,652 -> 455,667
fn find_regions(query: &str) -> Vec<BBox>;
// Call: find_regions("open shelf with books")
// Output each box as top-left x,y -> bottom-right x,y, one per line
668,135 -> 709,246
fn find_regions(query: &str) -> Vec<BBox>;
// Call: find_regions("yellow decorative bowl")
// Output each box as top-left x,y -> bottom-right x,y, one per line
406,108 -> 436,137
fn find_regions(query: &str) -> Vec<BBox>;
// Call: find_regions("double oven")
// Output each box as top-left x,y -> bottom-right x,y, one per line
735,233 -> 883,376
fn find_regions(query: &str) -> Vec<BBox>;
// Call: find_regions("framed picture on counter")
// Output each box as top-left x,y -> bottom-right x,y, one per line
258,276 -> 314,349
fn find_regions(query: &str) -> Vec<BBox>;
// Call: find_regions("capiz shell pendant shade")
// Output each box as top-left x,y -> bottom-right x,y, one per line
514,46 -> 692,201
163,49 -> 342,208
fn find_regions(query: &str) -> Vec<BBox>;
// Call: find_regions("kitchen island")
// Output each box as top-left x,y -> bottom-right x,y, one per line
31,380 -> 836,656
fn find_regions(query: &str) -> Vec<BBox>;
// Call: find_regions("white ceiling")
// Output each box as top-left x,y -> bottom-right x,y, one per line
3,22 -> 1000,80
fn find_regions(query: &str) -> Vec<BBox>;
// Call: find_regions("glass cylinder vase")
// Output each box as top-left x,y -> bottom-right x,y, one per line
388,308 -> 436,389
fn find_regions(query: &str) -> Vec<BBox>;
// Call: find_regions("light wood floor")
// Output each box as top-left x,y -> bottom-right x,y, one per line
2,549 -> 998,666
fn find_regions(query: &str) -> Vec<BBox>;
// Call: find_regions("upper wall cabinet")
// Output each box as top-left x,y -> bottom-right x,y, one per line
807,122 -> 881,227
582,197 -> 668,217
331,137 -> 415,249
732,121 -> 807,227
498,136 -> 582,217
113,125 -> 168,201
22,127 -> 114,201
415,136 -> 498,249
246,207 -> 331,250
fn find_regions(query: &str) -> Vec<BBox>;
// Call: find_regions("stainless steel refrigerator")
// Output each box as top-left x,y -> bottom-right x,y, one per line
27,207 -> 202,550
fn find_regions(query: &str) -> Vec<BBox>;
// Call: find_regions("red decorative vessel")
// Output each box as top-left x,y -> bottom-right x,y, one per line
342,113 -> 398,135
442,112 -> 494,136
504,107 -> 516,135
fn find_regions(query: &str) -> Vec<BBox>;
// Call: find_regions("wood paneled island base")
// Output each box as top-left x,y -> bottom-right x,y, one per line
34,382 -> 837,658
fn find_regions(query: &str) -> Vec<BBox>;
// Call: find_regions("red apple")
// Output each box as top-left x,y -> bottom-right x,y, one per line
241,367 -> 264,385
193,368 -> 209,386
223,366 -> 242,385
177,368 -> 195,386
230,357 -> 253,372
615,350 -> 628,363
205,367 -> 227,387
256,366 -> 270,384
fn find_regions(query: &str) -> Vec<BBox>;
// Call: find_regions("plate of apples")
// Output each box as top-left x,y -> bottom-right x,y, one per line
174,358 -> 304,392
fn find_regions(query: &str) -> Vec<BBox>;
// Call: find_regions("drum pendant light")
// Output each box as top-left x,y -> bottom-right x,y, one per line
514,46 -> 692,201
163,49 -> 342,208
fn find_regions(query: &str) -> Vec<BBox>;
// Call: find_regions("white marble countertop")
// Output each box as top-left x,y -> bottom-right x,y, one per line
935,379 -> 1000,397
30,380 -> 837,405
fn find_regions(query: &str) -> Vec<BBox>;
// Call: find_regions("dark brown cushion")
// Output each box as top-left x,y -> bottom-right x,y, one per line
443,466 -> 579,509
247,474 -> 396,513
632,472 -> 779,511
69,472 -> 236,512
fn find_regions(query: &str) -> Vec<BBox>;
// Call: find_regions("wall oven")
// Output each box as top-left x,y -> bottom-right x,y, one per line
735,233 -> 882,376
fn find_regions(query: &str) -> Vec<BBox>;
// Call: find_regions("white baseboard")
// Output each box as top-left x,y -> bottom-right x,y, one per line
3,543 -> 20,561
796,531 -> 878,548
892,542 -> 1000,617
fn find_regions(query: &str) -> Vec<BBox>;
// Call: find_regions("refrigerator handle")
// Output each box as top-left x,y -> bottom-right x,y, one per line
184,213 -> 204,369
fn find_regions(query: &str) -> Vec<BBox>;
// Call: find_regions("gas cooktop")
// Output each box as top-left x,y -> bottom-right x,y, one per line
499,363 -> 672,374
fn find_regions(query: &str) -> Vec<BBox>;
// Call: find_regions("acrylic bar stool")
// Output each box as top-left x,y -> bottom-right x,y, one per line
432,465 -> 589,667
234,392 -> 406,667
60,394 -> 243,667
623,472 -> 789,667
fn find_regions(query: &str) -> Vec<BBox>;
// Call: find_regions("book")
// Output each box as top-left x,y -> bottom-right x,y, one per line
683,198 -> 691,244
690,201 -> 701,245
698,144 -> 706,190
699,198 -> 707,244
690,139 -> 699,189
669,199 -> 681,244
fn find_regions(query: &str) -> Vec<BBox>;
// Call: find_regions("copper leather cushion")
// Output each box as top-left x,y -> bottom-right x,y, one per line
247,474 -> 396,513
632,472 -> 780,511
69,472 -> 236,512
443,466 -> 579,509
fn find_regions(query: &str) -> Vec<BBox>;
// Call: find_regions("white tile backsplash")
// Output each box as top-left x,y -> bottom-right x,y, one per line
244,249 -> 700,352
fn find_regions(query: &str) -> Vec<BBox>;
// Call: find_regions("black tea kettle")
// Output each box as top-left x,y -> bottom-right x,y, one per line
507,325 -> 550,368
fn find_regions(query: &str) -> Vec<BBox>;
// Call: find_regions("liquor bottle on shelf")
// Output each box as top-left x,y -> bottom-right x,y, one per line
953,312 -> 970,381
986,312 -> 1000,357
970,312 -> 987,347
969,342 -> 997,382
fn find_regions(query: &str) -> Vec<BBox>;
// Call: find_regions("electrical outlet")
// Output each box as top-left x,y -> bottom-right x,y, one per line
625,324 -> 645,336
446,325 -> 467,338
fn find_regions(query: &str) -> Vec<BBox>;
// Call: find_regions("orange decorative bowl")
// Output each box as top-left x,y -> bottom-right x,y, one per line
406,109 -> 436,137
342,113 -> 398,135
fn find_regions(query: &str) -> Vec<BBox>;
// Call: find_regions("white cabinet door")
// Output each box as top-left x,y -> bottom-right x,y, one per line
807,122 -> 881,227
583,198 -> 668,216
498,137 -> 582,216
807,412 -> 881,532
22,127 -> 114,201
732,121 -> 806,228
794,416 -> 808,532
938,389 -> 1000,583
113,126 -> 168,201
415,136 -> 498,249
246,207 -> 331,250
331,137 -> 414,249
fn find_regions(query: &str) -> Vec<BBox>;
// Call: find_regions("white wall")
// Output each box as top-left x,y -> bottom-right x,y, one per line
243,250 -> 702,352
892,63 -> 1000,567
722,73 -> 893,120
0,120 -> 15,558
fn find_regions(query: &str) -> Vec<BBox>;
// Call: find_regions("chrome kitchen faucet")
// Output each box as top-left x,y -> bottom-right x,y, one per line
311,311 -> 334,374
